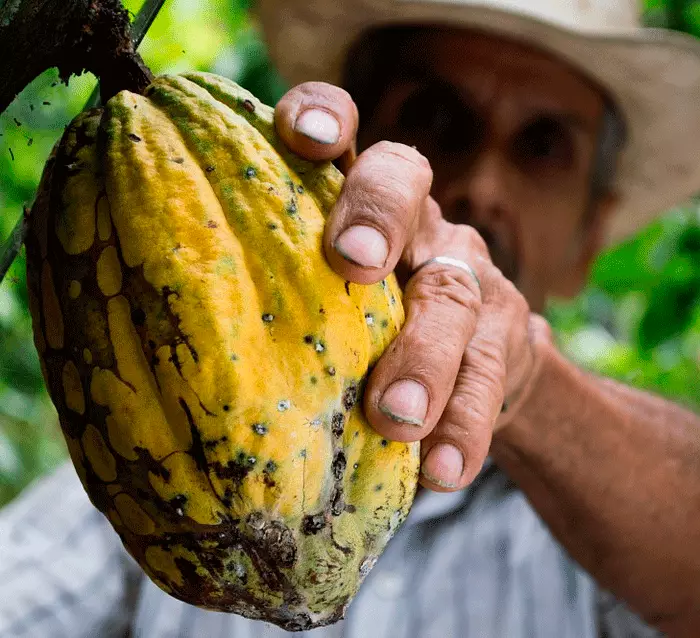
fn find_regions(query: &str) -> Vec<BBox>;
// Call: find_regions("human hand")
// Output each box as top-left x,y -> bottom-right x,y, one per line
274,82 -> 551,491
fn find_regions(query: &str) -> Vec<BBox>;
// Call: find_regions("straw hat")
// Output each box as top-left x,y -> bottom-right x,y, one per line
255,0 -> 700,244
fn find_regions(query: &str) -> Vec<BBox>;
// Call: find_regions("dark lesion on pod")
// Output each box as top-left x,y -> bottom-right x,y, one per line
262,460 -> 277,488
330,488 -> 345,517
331,412 -> 345,437
246,514 -> 297,568
342,384 -> 358,411
130,307 -> 146,326
332,451 -> 347,481
301,513 -> 326,535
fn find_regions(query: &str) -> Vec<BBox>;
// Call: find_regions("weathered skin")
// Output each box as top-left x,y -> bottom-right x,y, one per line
25,73 -> 420,631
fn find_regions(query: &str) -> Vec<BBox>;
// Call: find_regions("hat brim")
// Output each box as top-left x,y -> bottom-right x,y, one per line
256,1 -> 700,245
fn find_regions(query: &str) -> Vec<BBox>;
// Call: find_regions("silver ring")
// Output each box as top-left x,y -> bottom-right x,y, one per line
414,255 -> 481,293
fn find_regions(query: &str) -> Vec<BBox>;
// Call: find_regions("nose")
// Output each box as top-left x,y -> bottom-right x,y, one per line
441,147 -> 511,221
437,147 -> 521,283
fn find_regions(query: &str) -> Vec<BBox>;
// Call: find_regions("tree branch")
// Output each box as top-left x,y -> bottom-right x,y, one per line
0,0 -> 152,116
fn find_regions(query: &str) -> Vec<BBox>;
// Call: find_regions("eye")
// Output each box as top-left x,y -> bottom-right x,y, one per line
395,84 -> 482,156
513,116 -> 573,172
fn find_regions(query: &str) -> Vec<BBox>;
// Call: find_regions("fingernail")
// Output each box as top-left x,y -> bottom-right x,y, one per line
294,108 -> 340,145
421,444 -> 464,489
379,379 -> 428,426
334,226 -> 389,269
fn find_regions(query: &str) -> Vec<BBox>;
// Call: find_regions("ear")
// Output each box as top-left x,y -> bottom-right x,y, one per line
551,191 -> 619,298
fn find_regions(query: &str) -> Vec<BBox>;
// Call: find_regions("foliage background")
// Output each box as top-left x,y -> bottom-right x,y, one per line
0,0 -> 698,508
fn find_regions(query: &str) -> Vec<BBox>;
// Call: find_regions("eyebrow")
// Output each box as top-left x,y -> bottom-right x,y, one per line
390,62 -> 593,135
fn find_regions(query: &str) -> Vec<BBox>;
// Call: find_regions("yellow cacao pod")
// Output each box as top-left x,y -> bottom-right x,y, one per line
25,72 -> 420,631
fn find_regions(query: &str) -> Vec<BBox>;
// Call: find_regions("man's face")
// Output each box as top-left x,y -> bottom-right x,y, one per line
355,29 -> 616,312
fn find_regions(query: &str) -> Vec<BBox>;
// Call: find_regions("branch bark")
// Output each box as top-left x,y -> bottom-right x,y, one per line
0,0 -> 152,116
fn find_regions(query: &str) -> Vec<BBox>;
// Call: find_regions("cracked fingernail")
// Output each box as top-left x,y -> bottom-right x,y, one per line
379,379 -> 428,426
334,225 -> 389,269
421,443 -> 463,488
294,109 -> 340,145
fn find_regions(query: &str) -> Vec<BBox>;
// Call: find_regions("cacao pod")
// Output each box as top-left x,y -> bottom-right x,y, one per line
25,72 -> 420,631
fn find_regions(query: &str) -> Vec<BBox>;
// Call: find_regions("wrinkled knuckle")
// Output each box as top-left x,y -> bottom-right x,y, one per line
451,392 -> 492,427
472,340 -> 507,382
351,187 -> 405,233
371,175 -> 414,212
454,370 -> 505,421
375,141 -> 432,177
297,81 -> 348,101
415,267 -> 480,310
410,331 -> 447,363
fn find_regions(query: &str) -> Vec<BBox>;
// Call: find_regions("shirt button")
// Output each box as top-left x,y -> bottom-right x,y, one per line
372,571 -> 406,599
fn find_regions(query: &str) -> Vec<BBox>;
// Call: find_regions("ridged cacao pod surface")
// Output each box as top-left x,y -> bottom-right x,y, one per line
25,72 -> 420,631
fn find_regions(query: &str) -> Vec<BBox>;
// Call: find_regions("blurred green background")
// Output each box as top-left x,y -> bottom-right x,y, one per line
0,0 -> 698,508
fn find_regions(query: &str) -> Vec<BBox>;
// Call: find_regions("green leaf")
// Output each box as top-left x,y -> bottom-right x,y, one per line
639,279 -> 700,350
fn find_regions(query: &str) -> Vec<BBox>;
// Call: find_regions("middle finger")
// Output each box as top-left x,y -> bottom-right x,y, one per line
324,141 -> 433,285
363,222 -> 486,442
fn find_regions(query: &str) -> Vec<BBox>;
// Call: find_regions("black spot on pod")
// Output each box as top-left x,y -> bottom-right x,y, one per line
331,489 -> 345,516
131,307 -> 146,326
128,133 -> 142,142
205,165 -> 216,173
343,385 -> 358,411
380,439 -> 389,448
326,366 -> 336,376
301,513 -> 326,535
262,313 -> 274,322
345,281 -> 351,295
252,423 -> 268,435
242,99 -> 255,113
304,335 -> 314,344
332,451 -> 347,481
245,166 -> 256,179
265,460 -> 277,473
331,412 -> 345,437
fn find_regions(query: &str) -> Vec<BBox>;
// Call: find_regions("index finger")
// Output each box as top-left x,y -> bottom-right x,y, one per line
274,82 -> 358,162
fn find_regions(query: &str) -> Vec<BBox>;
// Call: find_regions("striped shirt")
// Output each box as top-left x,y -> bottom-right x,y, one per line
0,459 -> 663,638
